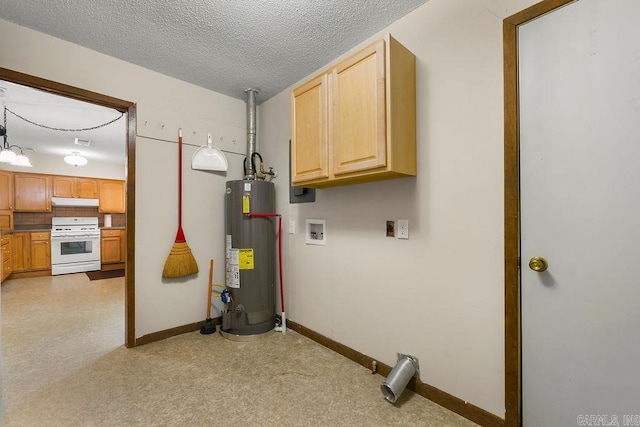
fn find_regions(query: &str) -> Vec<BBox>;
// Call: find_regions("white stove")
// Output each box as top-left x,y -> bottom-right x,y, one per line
51,217 -> 101,275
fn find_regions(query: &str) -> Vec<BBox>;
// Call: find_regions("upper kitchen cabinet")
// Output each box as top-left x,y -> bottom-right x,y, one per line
14,173 -> 52,212
98,179 -> 125,213
0,170 -> 14,230
53,176 -> 98,199
0,170 -> 14,210
291,34 -> 416,188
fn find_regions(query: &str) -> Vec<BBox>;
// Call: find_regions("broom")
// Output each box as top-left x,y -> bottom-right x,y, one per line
162,129 -> 199,278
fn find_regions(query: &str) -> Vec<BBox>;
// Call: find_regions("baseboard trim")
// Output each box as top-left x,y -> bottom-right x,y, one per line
286,319 -> 504,427
135,317 -> 222,346
9,270 -> 51,280
101,263 -> 125,271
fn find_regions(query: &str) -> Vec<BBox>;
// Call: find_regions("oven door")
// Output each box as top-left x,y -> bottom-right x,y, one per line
51,234 -> 101,275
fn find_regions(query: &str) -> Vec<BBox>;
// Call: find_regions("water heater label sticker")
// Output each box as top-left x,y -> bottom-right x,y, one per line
244,183 -> 252,192
242,195 -> 250,213
227,248 -> 240,288
238,248 -> 254,270
227,266 -> 240,288
226,235 -> 232,249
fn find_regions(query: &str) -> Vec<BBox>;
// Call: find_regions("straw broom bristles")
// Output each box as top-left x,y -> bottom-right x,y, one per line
162,240 -> 199,278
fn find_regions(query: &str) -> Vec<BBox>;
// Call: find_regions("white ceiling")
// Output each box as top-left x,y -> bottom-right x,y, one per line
0,0 -> 426,166
1,80 -> 127,165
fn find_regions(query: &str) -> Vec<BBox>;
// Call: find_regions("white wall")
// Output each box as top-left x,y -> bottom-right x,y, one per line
0,18 -> 246,337
258,0 -> 538,417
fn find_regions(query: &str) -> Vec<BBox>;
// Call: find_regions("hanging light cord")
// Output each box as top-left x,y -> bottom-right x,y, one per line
4,106 -> 124,132
2,107 -> 8,148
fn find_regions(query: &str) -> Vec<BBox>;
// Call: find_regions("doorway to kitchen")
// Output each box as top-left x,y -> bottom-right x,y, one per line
0,66 -> 136,347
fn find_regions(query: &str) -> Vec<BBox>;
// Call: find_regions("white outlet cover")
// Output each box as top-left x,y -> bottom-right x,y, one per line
397,219 -> 409,239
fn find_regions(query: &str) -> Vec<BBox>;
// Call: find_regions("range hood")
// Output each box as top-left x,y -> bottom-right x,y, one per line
51,197 -> 99,207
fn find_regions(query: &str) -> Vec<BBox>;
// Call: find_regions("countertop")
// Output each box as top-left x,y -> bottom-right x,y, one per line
2,225 -> 52,235
2,225 -> 125,235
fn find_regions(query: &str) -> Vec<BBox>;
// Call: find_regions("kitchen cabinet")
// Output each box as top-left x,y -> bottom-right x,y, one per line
30,232 -> 51,271
52,176 -> 98,198
291,34 -> 416,188
1,234 -> 11,283
11,232 -> 30,273
14,173 -> 52,212
98,180 -> 125,213
0,211 -> 12,231
0,170 -> 14,210
101,229 -> 126,264
0,171 -> 14,230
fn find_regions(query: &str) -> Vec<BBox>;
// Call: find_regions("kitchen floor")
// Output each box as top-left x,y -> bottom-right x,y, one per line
1,274 -> 476,426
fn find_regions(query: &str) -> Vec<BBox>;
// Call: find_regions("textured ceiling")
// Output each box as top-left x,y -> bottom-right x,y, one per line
1,0 -> 425,103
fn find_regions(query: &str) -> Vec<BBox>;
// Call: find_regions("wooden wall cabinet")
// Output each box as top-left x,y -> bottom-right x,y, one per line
1,234 -> 11,283
0,171 -> 14,230
291,34 -> 416,188
30,232 -> 51,271
101,229 -> 126,264
0,170 -> 14,210
98,180 -> 125,213
14,173 -> 52,212
52,176 -> 98,199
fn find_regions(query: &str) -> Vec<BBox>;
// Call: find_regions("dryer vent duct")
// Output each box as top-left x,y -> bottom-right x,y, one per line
381,354 -> 419,403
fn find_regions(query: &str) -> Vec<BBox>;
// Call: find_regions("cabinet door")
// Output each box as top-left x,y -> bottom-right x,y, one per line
52,176 -> 75,198
101,232 -> 122,264
76,178 -> 98,198
0,170 -> 14,210
99,180 -> 125,213
14,174 -> 52,212
120,231 -> 127,263
1,235 -> 11,282
11,232 -> 30,272
291,73 -> 329,184
333,39 -> 387,175
30,238 -> 51,270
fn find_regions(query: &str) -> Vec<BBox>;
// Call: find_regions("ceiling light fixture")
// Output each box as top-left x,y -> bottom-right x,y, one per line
12,149 -> 33,167
0,125 -> 32,167
64,151 -> 88,167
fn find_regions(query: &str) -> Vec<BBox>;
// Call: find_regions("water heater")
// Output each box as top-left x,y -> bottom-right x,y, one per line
222,179 -> 276,338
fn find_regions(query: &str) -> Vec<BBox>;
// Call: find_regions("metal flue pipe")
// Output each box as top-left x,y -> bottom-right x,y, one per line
245,88 -> 259,178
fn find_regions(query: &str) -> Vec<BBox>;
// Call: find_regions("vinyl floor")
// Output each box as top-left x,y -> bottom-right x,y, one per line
1,273 -> 477,426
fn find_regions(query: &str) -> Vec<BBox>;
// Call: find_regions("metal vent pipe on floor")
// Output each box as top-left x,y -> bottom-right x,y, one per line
381,354 -> 419,403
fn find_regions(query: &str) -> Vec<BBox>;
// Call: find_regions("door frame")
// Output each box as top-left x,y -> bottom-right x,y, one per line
0,67 -> 137,348
503,1 -> 577,425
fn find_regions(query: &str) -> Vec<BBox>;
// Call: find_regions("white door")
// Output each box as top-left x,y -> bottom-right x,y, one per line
520,0 -> 640,425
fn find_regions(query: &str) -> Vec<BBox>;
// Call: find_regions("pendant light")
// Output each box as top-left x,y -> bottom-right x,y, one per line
12,149 -> 33,167
64,151 -> 88,167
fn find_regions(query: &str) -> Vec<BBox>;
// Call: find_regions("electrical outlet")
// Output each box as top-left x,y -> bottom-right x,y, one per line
397,219 -> 409,239
289,220 -> 295,234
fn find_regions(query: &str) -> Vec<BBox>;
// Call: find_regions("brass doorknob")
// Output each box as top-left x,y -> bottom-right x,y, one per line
529,257 -> 548,272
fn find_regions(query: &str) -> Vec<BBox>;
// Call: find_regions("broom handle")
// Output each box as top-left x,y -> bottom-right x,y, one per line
178,129 -> 183,228
207,260 -> 214,318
